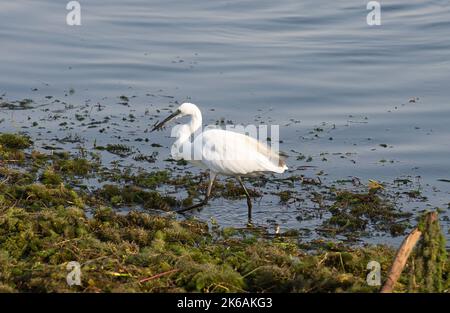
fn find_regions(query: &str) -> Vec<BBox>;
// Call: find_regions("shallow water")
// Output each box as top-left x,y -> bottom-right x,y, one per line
1,0 -> 449,246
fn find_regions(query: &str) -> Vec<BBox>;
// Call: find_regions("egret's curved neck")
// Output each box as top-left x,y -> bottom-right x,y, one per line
185,107 -> 202,139
172,108 -> 202,160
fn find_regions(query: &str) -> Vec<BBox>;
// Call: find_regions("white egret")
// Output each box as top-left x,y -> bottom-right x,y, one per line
151,103 -> 287,223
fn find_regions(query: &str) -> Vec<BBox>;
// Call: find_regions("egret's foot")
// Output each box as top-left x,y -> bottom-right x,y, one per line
176,201 -> 207,214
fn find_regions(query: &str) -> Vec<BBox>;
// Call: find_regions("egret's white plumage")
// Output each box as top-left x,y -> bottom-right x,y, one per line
152,102 -> 287,223
199,129 -> 288,175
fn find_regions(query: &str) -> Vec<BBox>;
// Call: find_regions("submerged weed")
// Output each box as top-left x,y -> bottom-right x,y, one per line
323,190 -> 411,236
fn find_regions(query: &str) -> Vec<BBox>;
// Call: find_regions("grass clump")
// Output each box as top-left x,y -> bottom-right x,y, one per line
95,184 -> 177,211
409,211 -> 448,292
40,167 -> 63,186
0,133 -> 31,163
2,183 -> 84,210
278,190 -> 293,203
0,203 -> 404,293
131,171 -> 170,189
105,144 -> 133,157
53,158 -> 97,177
0,133 -> 32,150
0,132 -> 448,293
323,190 -> 411,236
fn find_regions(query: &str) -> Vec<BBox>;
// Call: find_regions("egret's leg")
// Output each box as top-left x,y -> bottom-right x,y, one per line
177,172 -> 217,213
204,172 -> 217,201
236,176 -> 253,222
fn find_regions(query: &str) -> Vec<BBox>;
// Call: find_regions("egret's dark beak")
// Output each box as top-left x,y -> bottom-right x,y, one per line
151,109 -> 181,132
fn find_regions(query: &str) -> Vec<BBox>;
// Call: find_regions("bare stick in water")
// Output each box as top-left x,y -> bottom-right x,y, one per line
380,211 -> 437,293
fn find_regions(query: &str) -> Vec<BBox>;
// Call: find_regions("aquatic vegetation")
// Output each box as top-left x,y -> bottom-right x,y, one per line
53,158 -> 97,177
368,179 -> 384,192
119,95 -> 129,104
104,144 -> 133,157
409,212 -> 448,292
95,184 -> 177,211
219,181 -> 261,199
128,170 -> 170,189
40,167 -> 63,186
278,190 -> 294,203
0,147 -> 26,164
0,133 -> 31,163
0,200 -> 403,292
323,190 -> 412,236
133,152 -> 158,163
0,98 -> 33,110
1,183 -> 84,211
0,133 -> 32,150
0,133 -> 448,293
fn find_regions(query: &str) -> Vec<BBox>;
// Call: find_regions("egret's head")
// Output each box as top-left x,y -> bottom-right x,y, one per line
178,102 -> 199,116
151,103 -> 200,132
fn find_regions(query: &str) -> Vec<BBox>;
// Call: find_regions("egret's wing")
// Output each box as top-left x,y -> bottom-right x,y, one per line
200,129 -> 287,175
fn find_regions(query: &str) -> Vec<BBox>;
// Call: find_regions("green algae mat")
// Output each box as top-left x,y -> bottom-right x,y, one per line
0,133 -> 448,292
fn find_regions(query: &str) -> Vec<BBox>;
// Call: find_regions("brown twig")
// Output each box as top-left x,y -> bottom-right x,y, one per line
139,269 -> 179,283
380,211 -> 437,293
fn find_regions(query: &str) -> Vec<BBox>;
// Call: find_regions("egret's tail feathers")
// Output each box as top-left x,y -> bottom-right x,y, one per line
272,163 -> 288,173
275,151 -> 288,173
253,142 -> 289,174
278,151 -> 288,167
265,155 -> 287,173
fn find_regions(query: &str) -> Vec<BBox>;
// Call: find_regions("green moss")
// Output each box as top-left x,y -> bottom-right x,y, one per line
0,149 -> 26,163
195,180 -> 260,200
96,184 -> 177,211
40,167 -> 63,186
0,132 -> 448,293
323,190 -> 411,236
124,170 -> 170,189
0,134 -> 30,163
0,197 -> 400,292
0,133 -> 32,150
54,158 -> 96,177
409,211 -> 448,292
278,190 -> 293,203
2,183 -> 84,210
105,144 -> 132,157
0,166 -> 34,185
0,198 -> 446,293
